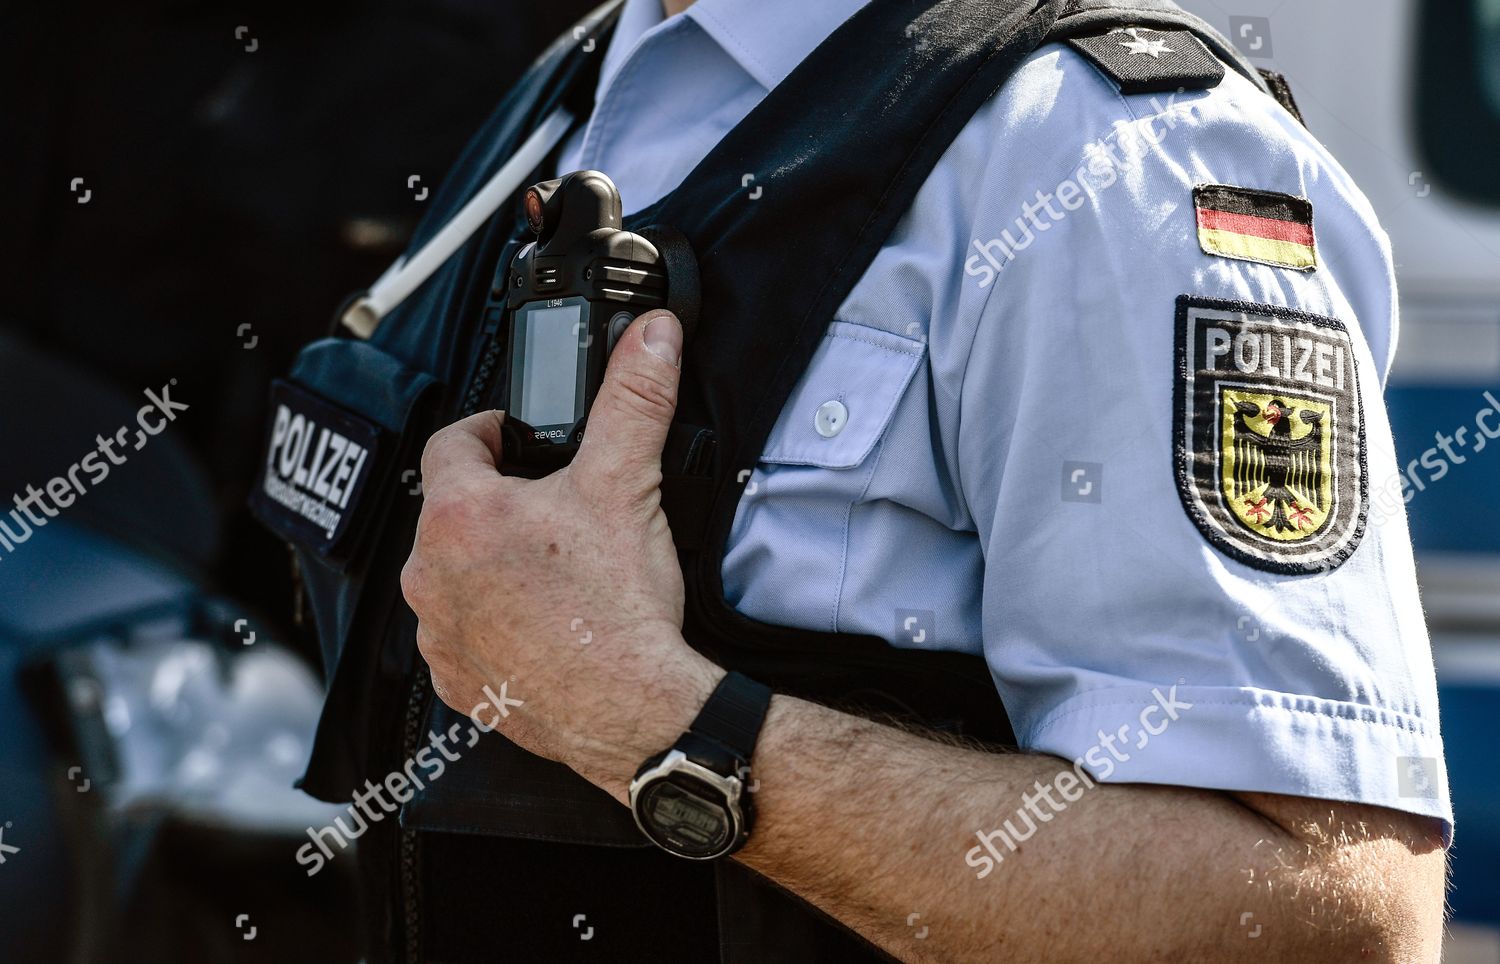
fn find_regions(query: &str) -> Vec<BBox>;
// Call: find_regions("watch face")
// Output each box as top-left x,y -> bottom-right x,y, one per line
635,776 -> 734,859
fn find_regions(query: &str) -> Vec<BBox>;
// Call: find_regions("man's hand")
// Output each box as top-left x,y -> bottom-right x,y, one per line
401,308 -> 720,788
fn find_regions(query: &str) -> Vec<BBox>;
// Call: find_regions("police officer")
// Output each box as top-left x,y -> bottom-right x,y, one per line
272,0 -> 1451,959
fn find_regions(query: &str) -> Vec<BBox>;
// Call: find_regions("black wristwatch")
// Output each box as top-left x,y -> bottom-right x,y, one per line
628,671 -> 772,860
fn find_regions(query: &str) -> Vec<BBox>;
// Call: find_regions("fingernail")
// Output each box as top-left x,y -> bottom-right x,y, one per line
642,313 -> 682,367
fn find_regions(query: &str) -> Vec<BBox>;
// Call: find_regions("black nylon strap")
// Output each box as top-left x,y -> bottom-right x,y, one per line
688,671 -> 773,760
1257,69 -> 1307,127
637,224 -> 702,343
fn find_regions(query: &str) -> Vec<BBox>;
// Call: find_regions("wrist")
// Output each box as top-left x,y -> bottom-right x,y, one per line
566,623 -> 723,800
627,669 -> 775,860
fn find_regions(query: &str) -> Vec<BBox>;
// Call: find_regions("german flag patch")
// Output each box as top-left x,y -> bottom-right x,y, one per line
1194,185 -> 1317,272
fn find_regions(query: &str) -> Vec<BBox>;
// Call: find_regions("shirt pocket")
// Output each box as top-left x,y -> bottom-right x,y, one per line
726,322 -> 927,629
758,321 -> 926,469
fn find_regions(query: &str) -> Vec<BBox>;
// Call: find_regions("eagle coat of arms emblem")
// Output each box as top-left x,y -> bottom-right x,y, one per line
1175,297 -> 1368,573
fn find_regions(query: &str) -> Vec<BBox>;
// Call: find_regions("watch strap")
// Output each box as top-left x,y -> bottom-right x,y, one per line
687,671 -> 772,761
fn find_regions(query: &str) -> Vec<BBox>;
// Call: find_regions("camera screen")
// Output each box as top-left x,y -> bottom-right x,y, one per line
516,301 -> 586,433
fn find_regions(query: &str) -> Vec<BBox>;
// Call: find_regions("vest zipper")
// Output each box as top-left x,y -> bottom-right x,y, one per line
288,544 -> 306,629
399,306 -> 508,963
399,665 -> 430,963
462,315 -> 506,415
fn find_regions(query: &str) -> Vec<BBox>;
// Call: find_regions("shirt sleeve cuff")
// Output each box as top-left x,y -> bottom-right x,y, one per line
1020,684 -> 1454,844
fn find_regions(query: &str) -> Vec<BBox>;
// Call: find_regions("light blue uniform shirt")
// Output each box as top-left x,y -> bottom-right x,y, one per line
555,0 -> 1452,832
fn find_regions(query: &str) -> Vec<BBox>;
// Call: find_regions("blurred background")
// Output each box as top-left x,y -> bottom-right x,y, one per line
0,0 -> 1495,960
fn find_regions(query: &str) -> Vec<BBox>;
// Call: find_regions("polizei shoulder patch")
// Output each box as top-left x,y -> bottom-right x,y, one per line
1174,297 -> 1367,574
1069,26 -> 1226,95
1195,185 -> 1317,271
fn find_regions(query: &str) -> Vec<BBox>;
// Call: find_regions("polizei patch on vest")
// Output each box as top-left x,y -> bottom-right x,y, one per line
1194,185 -> 1317,271
1174,297 -> 1367,574
250,380 -> 381,557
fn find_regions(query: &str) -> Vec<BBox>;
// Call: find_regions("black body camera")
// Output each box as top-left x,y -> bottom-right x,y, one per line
499,170 -> 696,472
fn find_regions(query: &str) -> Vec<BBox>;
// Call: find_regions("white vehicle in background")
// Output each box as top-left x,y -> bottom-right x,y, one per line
1178,0 -> 1500,957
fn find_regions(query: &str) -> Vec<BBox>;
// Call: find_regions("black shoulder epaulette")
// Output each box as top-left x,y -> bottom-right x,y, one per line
1068,26 -> 1226,95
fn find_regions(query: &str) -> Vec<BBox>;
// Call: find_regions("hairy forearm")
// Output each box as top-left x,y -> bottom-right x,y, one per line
717,695 -> 1444,963
563,633 -> 1444,964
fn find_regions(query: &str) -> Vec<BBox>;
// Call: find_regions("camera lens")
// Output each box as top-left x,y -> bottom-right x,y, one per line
525,189 -> 545,234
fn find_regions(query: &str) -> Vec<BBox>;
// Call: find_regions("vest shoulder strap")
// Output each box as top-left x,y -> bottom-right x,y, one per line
1258,68 -> 1308,125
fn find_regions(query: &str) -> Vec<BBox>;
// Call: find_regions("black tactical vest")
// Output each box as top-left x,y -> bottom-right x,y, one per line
254,0 -> 1293,959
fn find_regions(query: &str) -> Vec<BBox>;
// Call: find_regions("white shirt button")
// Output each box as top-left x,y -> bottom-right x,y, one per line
814,400 -> 848,438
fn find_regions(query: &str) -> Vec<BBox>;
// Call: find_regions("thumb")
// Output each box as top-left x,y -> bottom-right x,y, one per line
570,309 -> 683,496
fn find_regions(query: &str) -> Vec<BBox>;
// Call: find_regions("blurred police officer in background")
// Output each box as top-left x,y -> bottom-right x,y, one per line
262,0 -> 1453,960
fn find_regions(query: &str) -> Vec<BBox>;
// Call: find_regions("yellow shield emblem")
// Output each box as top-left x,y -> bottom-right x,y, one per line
1219,389 -> 1333,542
